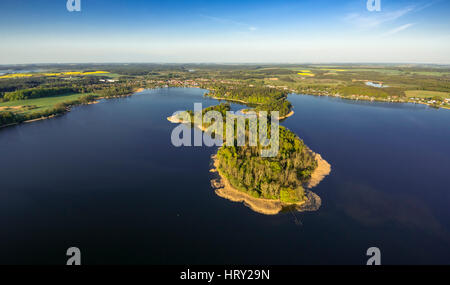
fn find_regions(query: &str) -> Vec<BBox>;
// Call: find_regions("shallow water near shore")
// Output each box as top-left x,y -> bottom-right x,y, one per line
0,88 -> 450,264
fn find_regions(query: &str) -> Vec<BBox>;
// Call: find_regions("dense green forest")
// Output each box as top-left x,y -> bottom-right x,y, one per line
2,87 -> 77,102
207,85 -> 287,103
97,85 -> 138,98
0,111 -> 21,126
206,85 -> 293,117
216,126 -> 317,203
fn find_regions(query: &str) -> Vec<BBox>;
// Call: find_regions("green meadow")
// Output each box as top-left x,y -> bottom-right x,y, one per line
0,93 -> 97,114
405,90 -> 450,99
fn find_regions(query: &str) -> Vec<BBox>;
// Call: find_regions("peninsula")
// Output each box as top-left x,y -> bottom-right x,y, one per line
167,99 -> 331,215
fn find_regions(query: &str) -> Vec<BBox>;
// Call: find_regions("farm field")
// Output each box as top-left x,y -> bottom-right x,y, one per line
405,90 -> 449,99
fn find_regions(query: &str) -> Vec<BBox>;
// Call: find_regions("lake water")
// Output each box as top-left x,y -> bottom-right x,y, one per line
1,88 -> 449,265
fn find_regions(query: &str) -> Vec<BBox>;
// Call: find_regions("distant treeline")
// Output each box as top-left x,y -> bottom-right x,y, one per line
0,76 -> 107,93
1,87 -> 77,102
96,85 -> 136,97
0,78 -> 47,93
0,82 -> 140,103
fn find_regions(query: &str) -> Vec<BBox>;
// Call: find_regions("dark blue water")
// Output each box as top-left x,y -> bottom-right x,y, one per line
0,88 -> 449,265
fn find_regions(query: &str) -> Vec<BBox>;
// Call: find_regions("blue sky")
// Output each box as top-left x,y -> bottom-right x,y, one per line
0,0 -> 449,64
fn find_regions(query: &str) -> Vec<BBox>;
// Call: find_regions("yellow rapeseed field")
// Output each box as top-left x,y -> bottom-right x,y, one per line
0,71 -> 110,79
297,70 -> 315,77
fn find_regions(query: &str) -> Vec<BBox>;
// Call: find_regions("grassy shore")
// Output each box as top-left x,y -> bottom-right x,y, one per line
0,88 -> 145,128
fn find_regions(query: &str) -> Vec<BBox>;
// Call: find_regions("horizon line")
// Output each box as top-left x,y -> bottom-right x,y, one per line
1,62 -> 450,67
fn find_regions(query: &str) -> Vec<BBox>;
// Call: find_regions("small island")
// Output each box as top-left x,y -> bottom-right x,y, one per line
168,97 -> 331,215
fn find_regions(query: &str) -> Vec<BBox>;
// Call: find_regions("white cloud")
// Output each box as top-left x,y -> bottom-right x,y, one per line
382,23 -> 415,37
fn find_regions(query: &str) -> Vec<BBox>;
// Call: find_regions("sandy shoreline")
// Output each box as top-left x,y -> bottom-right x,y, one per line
279,110 -> 294,120
24,114 -> 59,124
210,152 -> 330,215
305,151 -> 332,189
167,115 -> 211,132
167,115 -> 187,124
